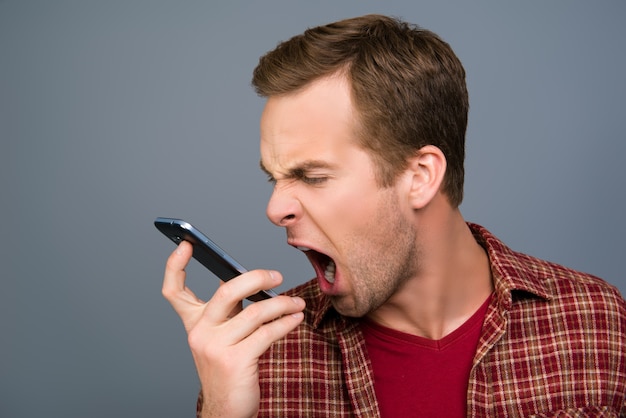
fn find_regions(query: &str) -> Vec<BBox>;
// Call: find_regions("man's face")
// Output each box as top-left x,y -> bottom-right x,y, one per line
260,75 -> 420,317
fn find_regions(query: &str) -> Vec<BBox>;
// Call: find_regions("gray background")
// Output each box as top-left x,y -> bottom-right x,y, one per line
2,1 -> 625,417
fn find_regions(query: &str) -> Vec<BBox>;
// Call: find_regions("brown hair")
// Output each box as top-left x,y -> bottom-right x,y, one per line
252,14 -> 468,207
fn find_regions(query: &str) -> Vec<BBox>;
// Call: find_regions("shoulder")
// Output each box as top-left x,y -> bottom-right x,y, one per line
488,232 -> 626,358
509,248 -> 626,322
471,225 -> 626,413
469,222 -> 625,318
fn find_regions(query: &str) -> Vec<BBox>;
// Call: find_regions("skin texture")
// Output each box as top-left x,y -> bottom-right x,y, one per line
261,75 -> 423,318
162,73 -> 493,417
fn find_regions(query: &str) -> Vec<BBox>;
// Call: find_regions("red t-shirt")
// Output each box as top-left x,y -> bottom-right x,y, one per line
361,296 -> 491,417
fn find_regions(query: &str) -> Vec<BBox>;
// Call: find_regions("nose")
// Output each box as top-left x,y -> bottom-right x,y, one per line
266,185 -> 301,227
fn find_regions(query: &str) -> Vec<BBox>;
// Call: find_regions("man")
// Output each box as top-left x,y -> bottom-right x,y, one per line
162,15 -> 626,417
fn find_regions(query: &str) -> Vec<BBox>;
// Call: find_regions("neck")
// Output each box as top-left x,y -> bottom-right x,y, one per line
366,204 -> 493,340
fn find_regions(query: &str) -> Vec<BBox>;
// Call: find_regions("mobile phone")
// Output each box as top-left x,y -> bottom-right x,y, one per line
154,217 -> 277,302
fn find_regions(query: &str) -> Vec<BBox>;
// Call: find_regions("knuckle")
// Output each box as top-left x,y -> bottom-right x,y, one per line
188,327 -> 218,356
187,327 -> 206,351
161,281 -> 186,301
161,285 -> 176,300
164,254 -> 179,271
254,323 -> 274,342
255,317 -> 292,343
240,302 -> 264,323
188,330 -> 230,367
212,282 -> 235,303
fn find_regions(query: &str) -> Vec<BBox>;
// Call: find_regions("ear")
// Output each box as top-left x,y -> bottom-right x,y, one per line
405,145 -> 447,210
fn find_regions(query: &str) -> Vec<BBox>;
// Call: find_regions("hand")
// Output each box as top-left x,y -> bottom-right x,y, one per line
162,241 -> 305,418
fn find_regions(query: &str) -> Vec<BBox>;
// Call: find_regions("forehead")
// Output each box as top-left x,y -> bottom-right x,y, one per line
259,75 -> 360,172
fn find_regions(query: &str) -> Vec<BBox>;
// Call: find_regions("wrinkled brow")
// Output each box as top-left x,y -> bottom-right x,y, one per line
259,159 -> 336,180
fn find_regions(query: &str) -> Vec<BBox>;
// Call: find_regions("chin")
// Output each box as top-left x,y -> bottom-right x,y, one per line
331,297 -> 370,318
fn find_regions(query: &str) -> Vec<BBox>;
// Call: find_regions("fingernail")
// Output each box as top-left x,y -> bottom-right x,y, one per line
270,271 -> 281,282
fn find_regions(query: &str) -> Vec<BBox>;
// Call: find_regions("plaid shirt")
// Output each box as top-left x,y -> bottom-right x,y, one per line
198,223 -> 626,417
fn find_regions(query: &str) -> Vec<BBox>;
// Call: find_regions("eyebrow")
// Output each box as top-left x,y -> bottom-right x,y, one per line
259,159 -> 337,180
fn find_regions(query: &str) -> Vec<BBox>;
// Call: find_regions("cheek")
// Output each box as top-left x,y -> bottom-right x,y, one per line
328,186 -> 380,230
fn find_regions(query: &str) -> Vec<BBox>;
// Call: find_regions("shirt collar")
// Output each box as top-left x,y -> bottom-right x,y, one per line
468,222 -> 552,310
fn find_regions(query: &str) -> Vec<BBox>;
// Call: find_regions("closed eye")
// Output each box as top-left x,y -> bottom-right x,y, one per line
290,168 -> 329,186
260,159 -> 334,187
301,176 -> 328,185
260,161 -> 277,184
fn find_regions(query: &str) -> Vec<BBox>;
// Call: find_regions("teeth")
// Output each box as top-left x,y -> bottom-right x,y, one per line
297,245 -> 335,284
325,260 -> 336,284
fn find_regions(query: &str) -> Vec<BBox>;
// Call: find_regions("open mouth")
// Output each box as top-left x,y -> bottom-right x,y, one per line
297,246 -> 336,284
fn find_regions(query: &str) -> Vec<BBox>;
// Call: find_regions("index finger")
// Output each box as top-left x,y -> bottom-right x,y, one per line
203,269 -> 282,323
